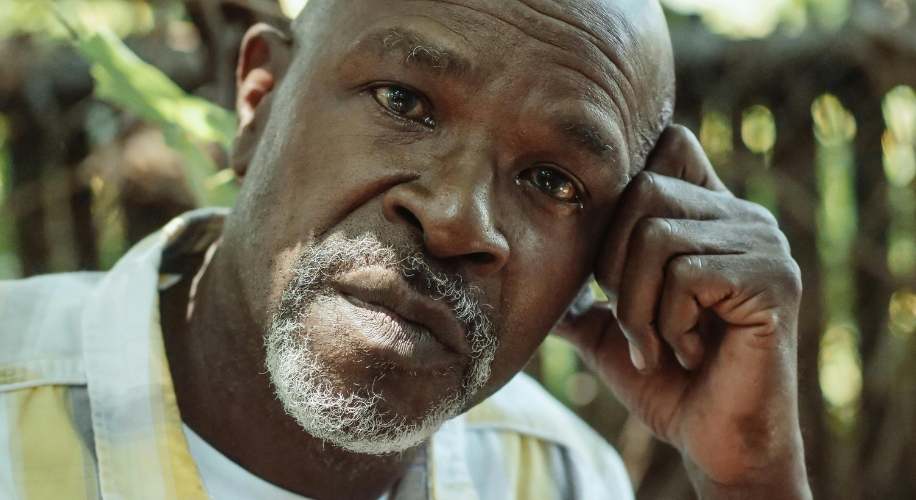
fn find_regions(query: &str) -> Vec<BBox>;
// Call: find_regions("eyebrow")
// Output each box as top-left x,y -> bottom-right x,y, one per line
561,121 -> 615,158
364,28 -> 470,77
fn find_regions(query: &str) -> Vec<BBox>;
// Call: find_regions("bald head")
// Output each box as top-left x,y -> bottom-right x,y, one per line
289,0 -> 675,169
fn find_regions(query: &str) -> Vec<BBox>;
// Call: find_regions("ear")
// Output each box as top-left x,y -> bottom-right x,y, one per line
231,23 -> 292,183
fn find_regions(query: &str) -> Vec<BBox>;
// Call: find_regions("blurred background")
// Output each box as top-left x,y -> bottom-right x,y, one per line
0,0 -> 914,497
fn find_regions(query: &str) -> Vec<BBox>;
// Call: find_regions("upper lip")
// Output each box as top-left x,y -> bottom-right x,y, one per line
334,268 -> 471,356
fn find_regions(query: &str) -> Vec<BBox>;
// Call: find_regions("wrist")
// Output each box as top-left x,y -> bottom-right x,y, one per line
684,429 -> 811,500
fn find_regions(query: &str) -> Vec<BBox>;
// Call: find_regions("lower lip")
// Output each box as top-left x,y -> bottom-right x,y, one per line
337,293 -> 461,371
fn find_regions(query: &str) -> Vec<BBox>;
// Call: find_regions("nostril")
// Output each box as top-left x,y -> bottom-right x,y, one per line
466,252 -> 495,265
396,206 -> 423,230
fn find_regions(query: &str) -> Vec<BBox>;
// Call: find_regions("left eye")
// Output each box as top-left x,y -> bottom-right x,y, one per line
521,167 -> 581,204
371,85 -> 435,127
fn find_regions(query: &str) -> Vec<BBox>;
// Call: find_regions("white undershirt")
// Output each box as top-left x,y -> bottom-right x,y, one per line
182,424 -> 390,500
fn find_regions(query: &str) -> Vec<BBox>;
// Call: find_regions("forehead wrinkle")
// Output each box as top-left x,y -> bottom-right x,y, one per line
516,0 -> 639,92
511,0 -> 638,146
431,0 -> 638,157
553,60 -> 629,154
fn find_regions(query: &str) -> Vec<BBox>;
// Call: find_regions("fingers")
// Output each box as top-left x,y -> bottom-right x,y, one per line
657,253 -> 801,370
598,173 -> 765,309
600,124 -> 741,308
583,124 -> 793,376
614,218 -> 752,371
656,255 -> 713,371
660,253 -> 802,332
646,125 -> 731,194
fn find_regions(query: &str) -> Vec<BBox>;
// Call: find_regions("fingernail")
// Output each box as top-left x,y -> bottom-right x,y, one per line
675,352 -> 691,370
629,343 -> 646,371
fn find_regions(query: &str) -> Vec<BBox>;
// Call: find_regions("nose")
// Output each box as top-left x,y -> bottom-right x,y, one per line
382,168 -> 510,278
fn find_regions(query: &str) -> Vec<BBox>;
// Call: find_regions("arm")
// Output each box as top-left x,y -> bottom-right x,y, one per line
557,126 -> 812,499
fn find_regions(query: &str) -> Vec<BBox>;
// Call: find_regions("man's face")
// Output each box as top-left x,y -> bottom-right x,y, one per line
224,0 -> 671,453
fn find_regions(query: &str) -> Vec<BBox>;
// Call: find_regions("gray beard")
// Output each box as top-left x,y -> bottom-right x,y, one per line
265,233 -> 498,455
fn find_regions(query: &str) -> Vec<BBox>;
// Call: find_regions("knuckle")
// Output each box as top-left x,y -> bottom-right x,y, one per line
632,171 -> 661,200
775,229 -> 792,254
667,124 -> 695,151
779,258 -> 804,299
756,257 -> 803,308
664,133 -> 689,163
758,226 -> 791,252
634,218 -> 675,247
668,254 -> 702,283
747,202 -> 779,226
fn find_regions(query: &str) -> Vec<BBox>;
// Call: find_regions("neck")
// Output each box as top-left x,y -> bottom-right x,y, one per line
160,247 -> 418,500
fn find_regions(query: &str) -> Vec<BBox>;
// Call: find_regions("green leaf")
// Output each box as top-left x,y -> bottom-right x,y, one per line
75,28 -> 238,206
78,29 -> 237,147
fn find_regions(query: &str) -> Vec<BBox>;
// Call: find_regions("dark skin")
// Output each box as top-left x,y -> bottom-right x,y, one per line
161,0 -> 812,498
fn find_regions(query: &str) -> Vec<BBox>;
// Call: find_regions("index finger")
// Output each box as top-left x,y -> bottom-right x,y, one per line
646,125 -> 731,194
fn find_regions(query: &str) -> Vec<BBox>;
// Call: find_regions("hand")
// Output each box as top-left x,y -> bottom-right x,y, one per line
556,126 -> 812,498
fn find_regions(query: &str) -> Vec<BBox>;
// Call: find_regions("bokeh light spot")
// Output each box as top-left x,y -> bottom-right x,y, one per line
565,372 -> 599,407
888,236 -> 916,277
280,0 -> 309,19
819,324 -> 863,413
700,109 -> 733,165
889,290 -> 916,340
813,94 -> 857,146
742,105 -> 777,155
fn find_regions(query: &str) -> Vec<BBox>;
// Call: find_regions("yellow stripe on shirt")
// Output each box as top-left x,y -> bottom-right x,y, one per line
496,432 -> 555,500
13,386 -> 94,500
148,302 -> 208,500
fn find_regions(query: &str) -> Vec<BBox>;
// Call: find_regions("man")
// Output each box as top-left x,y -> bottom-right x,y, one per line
0,0 -> 812,498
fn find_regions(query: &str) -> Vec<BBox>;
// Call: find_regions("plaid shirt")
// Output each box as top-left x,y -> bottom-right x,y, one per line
0,209 -> 632,500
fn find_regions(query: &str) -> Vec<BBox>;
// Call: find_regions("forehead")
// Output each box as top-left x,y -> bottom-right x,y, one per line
361,0 -> 641,97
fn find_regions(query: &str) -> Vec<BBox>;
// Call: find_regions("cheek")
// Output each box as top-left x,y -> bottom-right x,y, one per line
484,225 -> 594,390
227,97 -> 417,329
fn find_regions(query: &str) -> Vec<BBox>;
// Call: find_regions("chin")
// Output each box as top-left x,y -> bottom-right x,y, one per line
264,297 -> 471,455
261,231 -> 499,454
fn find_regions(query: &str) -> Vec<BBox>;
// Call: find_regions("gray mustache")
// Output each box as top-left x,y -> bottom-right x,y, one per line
288,233 -> 492,339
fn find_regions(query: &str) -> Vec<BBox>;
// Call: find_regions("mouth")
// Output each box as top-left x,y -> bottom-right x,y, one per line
334,267 -> 472,359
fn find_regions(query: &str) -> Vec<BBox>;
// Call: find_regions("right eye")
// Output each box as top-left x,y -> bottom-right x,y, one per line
371,85 -> 435,127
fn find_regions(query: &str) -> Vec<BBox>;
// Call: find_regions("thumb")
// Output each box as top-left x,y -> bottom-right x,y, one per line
555,302 -> 646,394
557,302 -> 690,441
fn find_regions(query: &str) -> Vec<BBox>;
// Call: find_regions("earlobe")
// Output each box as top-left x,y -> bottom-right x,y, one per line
231,23 -> 292,182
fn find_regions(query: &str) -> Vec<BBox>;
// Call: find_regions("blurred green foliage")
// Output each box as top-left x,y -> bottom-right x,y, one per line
661,0 -> 856,38
0,115 -> 21,279
75,28 -> 239,207
813,95 -> 861,427
0,0 -> 154,40
3,0 -> 238,208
